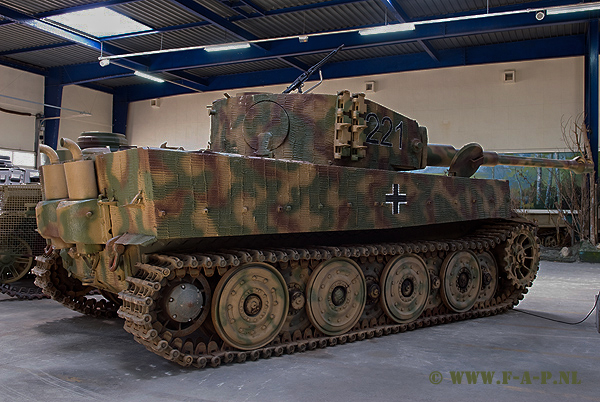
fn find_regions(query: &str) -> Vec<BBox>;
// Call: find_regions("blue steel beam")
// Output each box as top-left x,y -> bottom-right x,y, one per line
79,82 -> 115,94
100,21 -> 210,41
43,74 -> 63,149
165,0 -> 306,71
586,20 -> 599,181
113,89 -> 128,135
258,0 -> 368,16
54,63 -> 133,85
121,35 -> 585,102
168,70 -> 209,87
165,0 -> 259,41
0,56 -> 47,75
223,0 -> 368,19
0,42 -> 71,57
222,0 -> 262,18
377,0 -> 439,61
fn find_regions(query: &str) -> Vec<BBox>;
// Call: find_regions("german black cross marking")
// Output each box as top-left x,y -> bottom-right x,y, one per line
385,184 -> 407,214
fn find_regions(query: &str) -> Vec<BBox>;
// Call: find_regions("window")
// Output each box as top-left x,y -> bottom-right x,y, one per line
44,7 -> 152,38
0,149 -> 36,169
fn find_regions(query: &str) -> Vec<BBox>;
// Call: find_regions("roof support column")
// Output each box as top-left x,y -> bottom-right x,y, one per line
43,77 -> 63,149
113,90 -> 128,136
586,19 -> 599,182
585,19 -> 599,245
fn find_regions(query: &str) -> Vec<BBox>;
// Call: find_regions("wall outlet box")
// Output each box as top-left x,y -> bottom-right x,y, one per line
150,98 -> 160,108
365,81 -> 375,93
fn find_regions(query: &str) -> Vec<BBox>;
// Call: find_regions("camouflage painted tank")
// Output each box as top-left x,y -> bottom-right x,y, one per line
34,90 -> 593,368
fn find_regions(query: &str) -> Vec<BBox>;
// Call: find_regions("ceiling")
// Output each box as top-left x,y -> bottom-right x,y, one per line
0,0 -> 596,103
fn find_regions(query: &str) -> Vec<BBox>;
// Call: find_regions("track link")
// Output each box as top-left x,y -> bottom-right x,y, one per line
33,249 -> 119,318
0,279 -> 47,300
118,222 -> 535,368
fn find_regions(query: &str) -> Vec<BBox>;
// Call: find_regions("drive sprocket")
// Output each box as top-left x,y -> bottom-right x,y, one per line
33,247 -> 119,318
501,225 -> 540,288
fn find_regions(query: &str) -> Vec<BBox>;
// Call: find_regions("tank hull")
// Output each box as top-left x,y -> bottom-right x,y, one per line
96,147 -> 511,239
36,148 -> 513,294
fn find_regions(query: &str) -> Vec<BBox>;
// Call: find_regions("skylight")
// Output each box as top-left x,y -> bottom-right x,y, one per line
44,7 -> 151,38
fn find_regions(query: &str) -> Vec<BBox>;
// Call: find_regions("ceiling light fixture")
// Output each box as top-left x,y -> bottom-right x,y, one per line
204,42 -> 251,52
134,71 -> 164,83
546,1 -> 600,15
359,23 -> 415,36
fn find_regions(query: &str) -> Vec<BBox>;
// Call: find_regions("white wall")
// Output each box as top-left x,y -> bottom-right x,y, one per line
59,85 -> 113,142
0,64 -> 113,151
127,57 -> 585,153
0,64 -> 44,152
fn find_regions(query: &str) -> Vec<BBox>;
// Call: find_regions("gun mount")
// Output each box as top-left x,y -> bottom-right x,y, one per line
283,44 -> 343,94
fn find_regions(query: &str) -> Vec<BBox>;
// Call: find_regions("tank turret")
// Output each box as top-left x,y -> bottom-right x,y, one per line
34,87 -> 594,369
209,91 -> 594,176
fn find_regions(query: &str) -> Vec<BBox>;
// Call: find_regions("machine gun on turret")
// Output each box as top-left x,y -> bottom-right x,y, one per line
283,44 -> 344,94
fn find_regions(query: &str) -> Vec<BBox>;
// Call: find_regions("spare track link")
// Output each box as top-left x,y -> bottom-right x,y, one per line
32,248 -> 119,318
0,280 -> 48,300
118,222 -> 533,368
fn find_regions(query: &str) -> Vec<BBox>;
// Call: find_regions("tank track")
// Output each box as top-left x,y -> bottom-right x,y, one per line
0,278 -> 47,300
118,222 -> 536,368
33,249 -> 119,318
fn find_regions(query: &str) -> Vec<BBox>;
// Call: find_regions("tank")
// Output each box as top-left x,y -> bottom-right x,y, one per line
33,90 -> 594,368
0,157 -> 47,300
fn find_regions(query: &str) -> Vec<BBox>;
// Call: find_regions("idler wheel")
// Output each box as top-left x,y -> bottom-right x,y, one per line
440,250 -> 481,312
159,275 -> 211,337
380,254 -> 430,323
305,258 -> 366,336
476,251 -> 498,303
211,263 -> 289,350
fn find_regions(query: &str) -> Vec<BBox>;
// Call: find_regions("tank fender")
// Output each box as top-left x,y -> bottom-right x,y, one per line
110,233 -> 156,246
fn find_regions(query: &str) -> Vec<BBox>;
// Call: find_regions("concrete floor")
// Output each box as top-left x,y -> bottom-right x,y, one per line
1,261 -> 599,402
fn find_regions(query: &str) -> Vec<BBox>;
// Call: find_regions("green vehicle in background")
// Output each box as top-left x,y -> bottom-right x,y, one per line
0,157 -> 47,299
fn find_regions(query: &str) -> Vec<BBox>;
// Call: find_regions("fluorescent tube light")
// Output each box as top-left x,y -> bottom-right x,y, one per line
359,23 -> 415,36
134,71 -> 164,83
205,42 -> 251,52
546,2 -> 600,15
